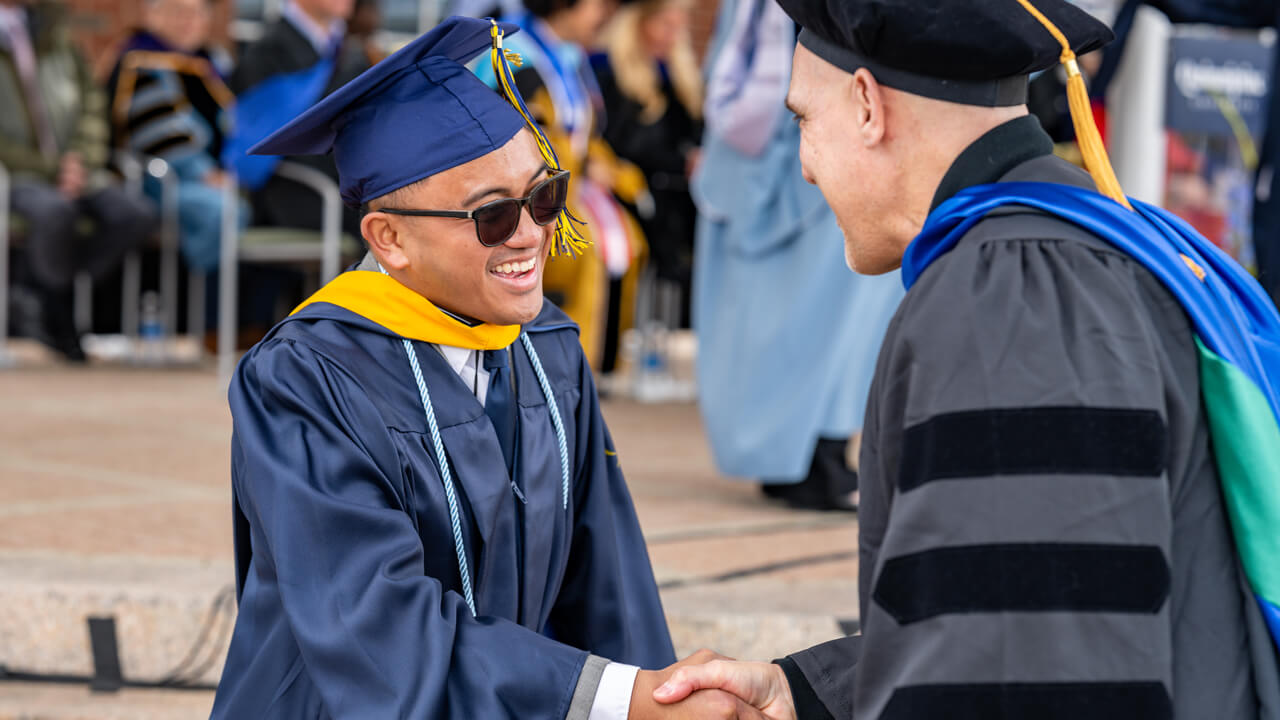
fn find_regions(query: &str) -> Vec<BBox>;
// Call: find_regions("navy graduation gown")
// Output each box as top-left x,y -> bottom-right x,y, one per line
211,299 -> 674,719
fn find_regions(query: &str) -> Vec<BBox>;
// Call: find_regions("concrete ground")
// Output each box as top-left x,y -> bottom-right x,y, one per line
0,341 -> 858,719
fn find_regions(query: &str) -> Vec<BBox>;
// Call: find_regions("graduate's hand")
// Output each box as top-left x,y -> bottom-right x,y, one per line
651,660 -> 796,720
630,683 -> 766,719
631,650 -> 766,719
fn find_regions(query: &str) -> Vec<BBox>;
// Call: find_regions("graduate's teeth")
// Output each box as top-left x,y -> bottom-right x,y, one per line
494,260 -> 535,276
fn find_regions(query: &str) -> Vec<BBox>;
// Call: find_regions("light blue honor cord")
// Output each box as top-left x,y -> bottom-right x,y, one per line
382,266 -> 572,616
401,337 -> 478,615
519,331 -> 571,511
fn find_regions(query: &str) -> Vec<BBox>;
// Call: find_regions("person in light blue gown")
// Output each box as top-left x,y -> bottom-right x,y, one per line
692,0 -> 904,510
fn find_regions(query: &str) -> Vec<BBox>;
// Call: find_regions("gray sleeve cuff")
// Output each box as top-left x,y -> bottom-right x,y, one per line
566,654 -> 611,720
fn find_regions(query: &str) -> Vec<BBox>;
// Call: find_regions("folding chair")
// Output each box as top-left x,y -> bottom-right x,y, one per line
115,154 -> 209,363
217,161 -> 355,379
1,161 -> 12,368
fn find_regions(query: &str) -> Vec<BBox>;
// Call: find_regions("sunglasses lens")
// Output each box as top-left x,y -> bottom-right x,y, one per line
474,199 -> 521,247
530,173 -> 569,226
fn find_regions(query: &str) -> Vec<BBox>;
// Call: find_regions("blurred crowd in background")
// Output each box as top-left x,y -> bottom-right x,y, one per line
3,0 -> 1280,505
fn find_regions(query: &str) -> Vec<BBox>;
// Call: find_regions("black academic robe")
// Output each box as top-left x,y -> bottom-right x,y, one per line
211,298 -> 674,718
591,53 -> 701,293
780,117 -> 1280,719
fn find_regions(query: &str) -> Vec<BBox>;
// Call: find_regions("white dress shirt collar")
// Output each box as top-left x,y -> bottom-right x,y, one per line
282,0 -> 344,56
436,344 -> 490,406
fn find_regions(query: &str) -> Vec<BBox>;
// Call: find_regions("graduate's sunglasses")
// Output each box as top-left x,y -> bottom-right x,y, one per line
375,170 -> 570,248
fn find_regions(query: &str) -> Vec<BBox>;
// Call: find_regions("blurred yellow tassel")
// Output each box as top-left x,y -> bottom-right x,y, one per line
1016,0 -> 1133,210
489,21 -> 591,257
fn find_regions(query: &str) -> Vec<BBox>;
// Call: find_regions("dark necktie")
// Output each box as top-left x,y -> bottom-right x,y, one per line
484,348 -> 516,474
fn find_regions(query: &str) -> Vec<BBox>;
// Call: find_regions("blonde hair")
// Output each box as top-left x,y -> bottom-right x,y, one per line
602,0 -> 703,124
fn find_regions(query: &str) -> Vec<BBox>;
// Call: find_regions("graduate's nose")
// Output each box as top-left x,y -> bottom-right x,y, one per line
503,203 -> 545,249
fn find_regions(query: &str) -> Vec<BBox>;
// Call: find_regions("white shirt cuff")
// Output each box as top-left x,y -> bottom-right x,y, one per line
587,662 -> 639,720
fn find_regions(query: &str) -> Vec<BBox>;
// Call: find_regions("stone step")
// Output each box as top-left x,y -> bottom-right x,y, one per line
0,550 -> 856,718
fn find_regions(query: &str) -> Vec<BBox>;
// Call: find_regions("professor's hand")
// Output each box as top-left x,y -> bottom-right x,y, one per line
629,650 -> 766,719
652,659 -> 797,720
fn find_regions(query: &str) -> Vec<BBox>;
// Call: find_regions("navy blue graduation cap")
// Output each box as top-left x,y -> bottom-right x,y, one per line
249,15 -> 589,256
777,0 -> 1114,107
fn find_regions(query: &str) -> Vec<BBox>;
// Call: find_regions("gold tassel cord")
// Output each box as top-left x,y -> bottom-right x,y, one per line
489,21 -> 592,257
1015,0 -> 1133,210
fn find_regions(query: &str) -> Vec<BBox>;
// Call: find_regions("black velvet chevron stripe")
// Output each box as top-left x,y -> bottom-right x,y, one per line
882,682 -> 1172,720
898,406 -> 1166,493
126,103 -> 179,131
873,543 -> 1170,624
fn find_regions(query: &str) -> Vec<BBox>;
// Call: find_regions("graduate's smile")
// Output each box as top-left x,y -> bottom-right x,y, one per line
488,254 -> 540,291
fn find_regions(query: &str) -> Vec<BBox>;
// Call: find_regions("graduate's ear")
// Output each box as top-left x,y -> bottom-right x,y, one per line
850,68 -> 886,148
361,210 -> 411,271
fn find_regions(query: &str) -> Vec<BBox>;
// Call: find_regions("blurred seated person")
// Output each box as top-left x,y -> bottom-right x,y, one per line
225,0 -> 369,238
107,0 -> 244,275
479,0 -> 649,372
1,0 -> 155,361
592,0 -> 701,324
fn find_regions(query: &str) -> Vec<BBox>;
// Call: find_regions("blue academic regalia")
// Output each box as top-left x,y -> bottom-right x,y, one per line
211,297 -> 674,718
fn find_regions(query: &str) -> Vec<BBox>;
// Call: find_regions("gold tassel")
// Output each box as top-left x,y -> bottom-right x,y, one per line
1016,0 -> 1133,210
489,21 -> 592,257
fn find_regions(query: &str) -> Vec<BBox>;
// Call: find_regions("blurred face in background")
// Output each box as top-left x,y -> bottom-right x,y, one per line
294,0 -> 355,24
639,2 -> 687,61
548,0 -> 619,47
348,0 -> 380,37
145,0 -> 212,52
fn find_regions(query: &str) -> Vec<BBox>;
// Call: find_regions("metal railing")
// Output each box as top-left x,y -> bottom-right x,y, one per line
117,153 -> 202,364
114,151 -> 144,339
0,161 -> 12,367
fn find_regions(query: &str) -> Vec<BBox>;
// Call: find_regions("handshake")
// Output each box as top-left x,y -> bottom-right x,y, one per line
628,649 -> 800,720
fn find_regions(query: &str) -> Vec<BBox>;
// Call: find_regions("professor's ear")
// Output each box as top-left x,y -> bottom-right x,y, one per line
851,68 -> 886,147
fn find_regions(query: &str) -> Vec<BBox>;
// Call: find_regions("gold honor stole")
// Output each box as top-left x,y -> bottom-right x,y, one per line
290,271 -> 521,350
